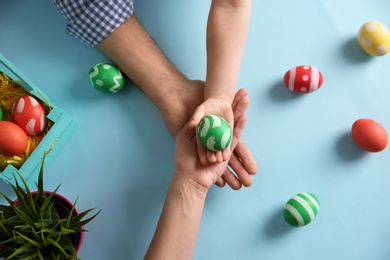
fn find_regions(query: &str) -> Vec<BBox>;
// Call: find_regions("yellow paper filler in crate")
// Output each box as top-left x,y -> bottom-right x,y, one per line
0,53 -> 77,188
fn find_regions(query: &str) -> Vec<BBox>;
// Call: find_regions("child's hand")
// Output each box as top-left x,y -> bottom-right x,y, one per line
175,102 -> 248,191
189,98 -> 234,165
215,88 -> 256,189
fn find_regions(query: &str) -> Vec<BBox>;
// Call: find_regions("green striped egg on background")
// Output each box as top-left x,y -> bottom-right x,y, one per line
88,62 -> 125,93
283,192 -> 319,227
198,115 -> 232,151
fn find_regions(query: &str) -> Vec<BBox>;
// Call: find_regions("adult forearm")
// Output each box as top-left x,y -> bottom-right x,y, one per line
96,14 -> 190,135
145,176 -> 207,260
205,0 -> 252,102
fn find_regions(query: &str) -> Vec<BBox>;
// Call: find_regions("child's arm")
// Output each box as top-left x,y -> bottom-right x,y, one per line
145,94 -> 249,259
190,0 -> 252,164
205,0 -> 252,103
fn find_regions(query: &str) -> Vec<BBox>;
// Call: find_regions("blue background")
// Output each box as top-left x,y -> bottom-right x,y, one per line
1,1 -> 390,259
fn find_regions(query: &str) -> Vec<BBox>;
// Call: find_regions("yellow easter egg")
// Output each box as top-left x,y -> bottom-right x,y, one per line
358,21 -> 390,56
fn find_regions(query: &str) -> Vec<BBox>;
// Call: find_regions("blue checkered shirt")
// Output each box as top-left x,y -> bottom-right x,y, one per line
51,0 -> 134,47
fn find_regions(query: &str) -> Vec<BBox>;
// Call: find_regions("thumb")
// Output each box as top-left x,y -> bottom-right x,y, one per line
189,105 -> 206,128
177,118 -> 198,141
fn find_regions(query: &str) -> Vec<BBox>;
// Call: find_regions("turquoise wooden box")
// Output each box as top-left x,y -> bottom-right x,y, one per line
0,53 -> 77,188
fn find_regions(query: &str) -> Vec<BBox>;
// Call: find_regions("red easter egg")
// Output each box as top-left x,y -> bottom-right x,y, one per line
12,95 -> 47,136
351,118 -> 388,152
0,121 -> 28,156
284,65 -> 323,94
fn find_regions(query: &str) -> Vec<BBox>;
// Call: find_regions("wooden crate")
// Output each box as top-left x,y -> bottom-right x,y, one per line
0,54 -> 77,188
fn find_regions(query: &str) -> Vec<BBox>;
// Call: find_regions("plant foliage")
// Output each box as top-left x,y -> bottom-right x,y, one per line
0,154 -> 100,260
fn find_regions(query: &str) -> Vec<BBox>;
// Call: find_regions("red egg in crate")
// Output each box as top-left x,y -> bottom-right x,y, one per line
12,95 -> 47,136
284,65 -> 323,94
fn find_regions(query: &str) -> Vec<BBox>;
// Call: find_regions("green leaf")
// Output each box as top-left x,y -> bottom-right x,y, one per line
15,231 -> 44,248
19,251 -> 43,260
9,173 -> 40,223
15,171 -> 39,220
70,209 -> 100,228
36,151 -> 47,196
11,205 -> 38,231
46,236 -> 68,256
6,243 -> 34,259
41,185 -> 61,210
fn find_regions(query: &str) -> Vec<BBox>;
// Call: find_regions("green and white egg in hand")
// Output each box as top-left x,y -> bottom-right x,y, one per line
197,115 -> 232,151
283,192 -> 319,227
89,62 -> 125,93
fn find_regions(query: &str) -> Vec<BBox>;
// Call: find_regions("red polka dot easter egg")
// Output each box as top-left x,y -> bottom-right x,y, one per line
12,95 -> 47,136
283,65 -> 323,94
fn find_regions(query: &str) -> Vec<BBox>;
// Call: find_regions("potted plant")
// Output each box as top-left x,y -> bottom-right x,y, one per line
0,154 -> 99,260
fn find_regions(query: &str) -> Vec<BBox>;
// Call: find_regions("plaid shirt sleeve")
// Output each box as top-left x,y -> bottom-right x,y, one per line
51,0 -> 134,47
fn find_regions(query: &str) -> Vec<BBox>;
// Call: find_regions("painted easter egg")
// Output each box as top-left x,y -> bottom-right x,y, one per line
358,21 -> 390,56
284,192 -> 319,227
12,96 -> 46,136
12,95 -> 47,136
198,115 -> 232,151
283,65 -> 323,94
0,107 -> 3,120
89,63 -> 125,93
352,118 -> 388,152
0,121 -> 28,156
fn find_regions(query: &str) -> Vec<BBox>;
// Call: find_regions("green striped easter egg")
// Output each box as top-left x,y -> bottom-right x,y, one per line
283,192 -> 319,227
89,62 -> 124,93
198,115 -> 232,151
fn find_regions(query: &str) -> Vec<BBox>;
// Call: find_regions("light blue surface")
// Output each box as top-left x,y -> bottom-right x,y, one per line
1,1 -> 390,259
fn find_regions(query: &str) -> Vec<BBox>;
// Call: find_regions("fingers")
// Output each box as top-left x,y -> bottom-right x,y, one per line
230,91 -> 249,151
209,97 -> 248,164
191,107 -> 211,165
196,136 -> 209,165
227,153 -> 253,186
216,136 -> 257,190
234,139 -> 258,175
221,167 -> 242,190
191,105 -> 222,165
207,150 -> 224,163
215,176 -> 226,187
222,149 -> 230,162
219,151 -> 255,190
197,131 -> 226,165
217,142 -> 256,190
189,105 -> 206,128
216,89 -> 256,190
230,114 -> 247,151
232,88 -> 248,112
233,95 -> 249,124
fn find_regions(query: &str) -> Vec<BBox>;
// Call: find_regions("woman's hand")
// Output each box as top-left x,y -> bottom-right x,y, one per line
175,92 -> 249,191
